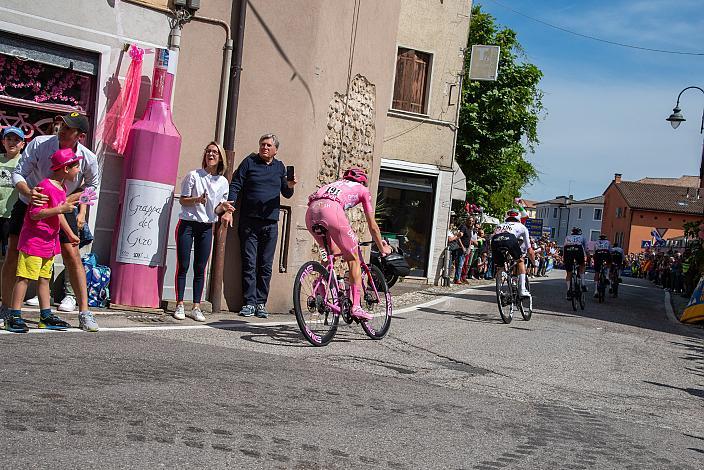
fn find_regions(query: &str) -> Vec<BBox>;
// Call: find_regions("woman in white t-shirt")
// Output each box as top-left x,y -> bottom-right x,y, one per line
173,141 -> 234,321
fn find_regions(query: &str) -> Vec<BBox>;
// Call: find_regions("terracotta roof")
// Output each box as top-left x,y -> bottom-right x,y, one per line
614,181 -> 704,215
636,175 -> 700,187
522,199 -> 537,208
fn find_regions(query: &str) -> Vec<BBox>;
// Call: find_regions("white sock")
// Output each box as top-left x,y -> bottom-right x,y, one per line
519,273 -> 527,290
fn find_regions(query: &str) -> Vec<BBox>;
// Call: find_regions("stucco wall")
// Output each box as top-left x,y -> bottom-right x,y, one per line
221,0 -> 402,312
383,0 -> 471,168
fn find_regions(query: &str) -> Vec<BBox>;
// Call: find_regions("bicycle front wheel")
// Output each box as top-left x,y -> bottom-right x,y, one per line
496,272 -> 513,324
293,261 -> 339,346
360,264 -> 392,339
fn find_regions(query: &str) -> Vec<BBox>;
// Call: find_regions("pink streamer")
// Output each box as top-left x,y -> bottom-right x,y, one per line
98,44 -> 145,154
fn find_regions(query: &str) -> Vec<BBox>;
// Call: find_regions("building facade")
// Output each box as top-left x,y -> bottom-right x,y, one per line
380,0 -> 472,284
601,173 -> 703,254
535,195 -> 604,244
0,0 -> 403,312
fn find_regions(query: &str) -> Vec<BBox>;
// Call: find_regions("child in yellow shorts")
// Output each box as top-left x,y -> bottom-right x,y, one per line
4,148 -> 81,333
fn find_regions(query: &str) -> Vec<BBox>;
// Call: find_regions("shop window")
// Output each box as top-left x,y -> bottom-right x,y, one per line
0,43 -> 97,143
376,170 -> 436,277
593,208 -> 602,221
392,48 -> 431,114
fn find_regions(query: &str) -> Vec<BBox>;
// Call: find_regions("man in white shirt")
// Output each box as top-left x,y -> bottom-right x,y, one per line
2,112 -> 99,331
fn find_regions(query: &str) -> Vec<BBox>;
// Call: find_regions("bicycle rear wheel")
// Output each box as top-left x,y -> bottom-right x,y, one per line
293,261 -> 339,346
496,271 -> 513,324
570,273 -> 578,311
577,276 -> 586,310
520,277 -> 532,321
360,264 -> 392,339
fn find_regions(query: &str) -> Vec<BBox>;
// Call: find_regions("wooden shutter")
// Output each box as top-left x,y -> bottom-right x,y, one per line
392,48 -> 430,113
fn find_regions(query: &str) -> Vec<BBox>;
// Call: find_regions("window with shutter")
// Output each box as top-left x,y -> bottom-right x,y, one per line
392,48 -> 431,114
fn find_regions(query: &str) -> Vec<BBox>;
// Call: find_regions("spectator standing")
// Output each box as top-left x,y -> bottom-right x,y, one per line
455,218 -> 470,284
0,127 -> 24,256
5,148 -> 81,333
228,134 -> 296,318
173,142 -> 233,322
2,113 -> 99,331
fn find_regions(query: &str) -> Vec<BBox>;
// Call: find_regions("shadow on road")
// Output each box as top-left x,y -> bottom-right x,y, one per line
421,274 -> 704,340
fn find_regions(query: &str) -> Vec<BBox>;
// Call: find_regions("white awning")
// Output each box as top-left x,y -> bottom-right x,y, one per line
480,214 -> 501,225
451,165 -> 466,201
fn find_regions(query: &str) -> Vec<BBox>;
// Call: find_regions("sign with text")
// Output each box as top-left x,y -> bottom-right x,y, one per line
116,179 -> 174,266
524,218 -> 544,238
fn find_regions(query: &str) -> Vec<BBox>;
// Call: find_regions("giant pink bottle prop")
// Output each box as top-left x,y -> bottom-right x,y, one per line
110,49 -> 181,308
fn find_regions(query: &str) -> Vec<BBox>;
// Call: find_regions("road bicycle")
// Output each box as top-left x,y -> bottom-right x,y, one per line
292,224 -> 392,346
568,262 -> 585,311
596,263 -> 610,303
494,248 -> 532,324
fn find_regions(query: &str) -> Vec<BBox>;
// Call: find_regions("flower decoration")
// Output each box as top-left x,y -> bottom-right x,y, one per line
79,187 -> 97,206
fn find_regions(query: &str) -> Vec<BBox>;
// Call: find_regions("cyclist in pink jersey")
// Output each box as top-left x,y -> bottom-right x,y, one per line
306,168 -> 392,321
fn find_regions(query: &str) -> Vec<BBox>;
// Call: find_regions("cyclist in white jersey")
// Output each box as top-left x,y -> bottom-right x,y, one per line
592,234 -> 612,297
563,227 -> 587,300
490,209 -> 535,298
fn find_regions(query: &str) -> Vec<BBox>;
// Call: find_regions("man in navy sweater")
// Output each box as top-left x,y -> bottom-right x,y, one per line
228,134 -> 296,318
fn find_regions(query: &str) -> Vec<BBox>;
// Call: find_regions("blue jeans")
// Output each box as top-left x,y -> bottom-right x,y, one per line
455,252 -> 466,281
239,217 -> 278,306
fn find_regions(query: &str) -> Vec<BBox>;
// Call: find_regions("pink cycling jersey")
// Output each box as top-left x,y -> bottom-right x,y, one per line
308,180 -> 373,213
306,180 -> 373,258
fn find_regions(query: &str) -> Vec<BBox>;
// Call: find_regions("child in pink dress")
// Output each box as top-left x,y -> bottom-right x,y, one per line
4,148 -> 81,333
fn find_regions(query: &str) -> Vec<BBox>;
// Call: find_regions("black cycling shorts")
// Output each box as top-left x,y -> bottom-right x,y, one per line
491,232 -> 523,266
594,249 -> 611,271
9,199 -> 79,244
563,245 -> 585,271
611,252 -> 623,266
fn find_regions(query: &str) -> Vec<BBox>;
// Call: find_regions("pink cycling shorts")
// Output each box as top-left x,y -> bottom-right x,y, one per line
305,199 -> 359,260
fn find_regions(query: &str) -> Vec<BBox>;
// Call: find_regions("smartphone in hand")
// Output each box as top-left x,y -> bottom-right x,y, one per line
286,165 -> 295,181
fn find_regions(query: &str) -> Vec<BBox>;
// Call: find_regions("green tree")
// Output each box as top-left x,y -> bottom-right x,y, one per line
456,5 -> 544,217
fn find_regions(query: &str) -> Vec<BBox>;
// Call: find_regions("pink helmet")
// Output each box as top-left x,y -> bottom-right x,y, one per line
343,167 -> 368,186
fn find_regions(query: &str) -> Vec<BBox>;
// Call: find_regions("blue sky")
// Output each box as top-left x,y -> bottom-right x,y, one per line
475,0 -> 704,202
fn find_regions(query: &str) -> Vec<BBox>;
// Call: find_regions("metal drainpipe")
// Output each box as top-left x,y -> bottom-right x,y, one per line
209,0 -> 247,313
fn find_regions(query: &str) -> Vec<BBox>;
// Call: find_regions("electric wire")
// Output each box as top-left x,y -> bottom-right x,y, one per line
480,0 -> 704,56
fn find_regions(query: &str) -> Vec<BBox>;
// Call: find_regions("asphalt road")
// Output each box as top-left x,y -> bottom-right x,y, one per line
1,271 -> 702,469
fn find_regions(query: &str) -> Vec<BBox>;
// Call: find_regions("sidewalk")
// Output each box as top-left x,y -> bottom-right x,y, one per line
3,276 -> 499,332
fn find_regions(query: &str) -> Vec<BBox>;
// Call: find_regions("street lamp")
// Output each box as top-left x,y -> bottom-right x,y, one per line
665,86 -> 704,189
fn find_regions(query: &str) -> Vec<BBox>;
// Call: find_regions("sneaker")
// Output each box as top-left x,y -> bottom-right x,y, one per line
38,313 -> 70,330
57,296 -> 77,312
239,305 -> 256,317
25,296 -> 39,307
173,304 -> 185,320
255,304 -> 269,318
5,315 -> 28,333
351,306 -> 373,321
78,311 -> 99,332
187,307 -> 205,322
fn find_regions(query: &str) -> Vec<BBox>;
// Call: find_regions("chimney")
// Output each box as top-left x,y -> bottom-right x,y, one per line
568,194 -> 574,200
614,173 -> 622,184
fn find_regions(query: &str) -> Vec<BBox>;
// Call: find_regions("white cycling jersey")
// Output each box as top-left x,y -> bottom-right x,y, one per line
594,239 -> 611,252
493,221 -> 531,254
563,234 -> 587,250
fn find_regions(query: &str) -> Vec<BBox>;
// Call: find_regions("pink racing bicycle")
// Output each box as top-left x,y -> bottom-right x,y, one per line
292,224 -> 392,346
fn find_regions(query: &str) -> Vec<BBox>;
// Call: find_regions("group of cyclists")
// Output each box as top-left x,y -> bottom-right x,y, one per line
487,208 -> 625,303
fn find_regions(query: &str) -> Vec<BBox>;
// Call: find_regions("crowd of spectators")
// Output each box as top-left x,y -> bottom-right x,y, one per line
621,251 -> 689,296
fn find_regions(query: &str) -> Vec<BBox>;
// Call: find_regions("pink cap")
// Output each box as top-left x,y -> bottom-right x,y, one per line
50,147 -> 83,171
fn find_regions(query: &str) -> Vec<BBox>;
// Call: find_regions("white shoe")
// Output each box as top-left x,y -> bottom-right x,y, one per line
173,304 -> 185,320
25,296 -> 39,307
186,307 -> 206,322
58,296 -> 77,312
